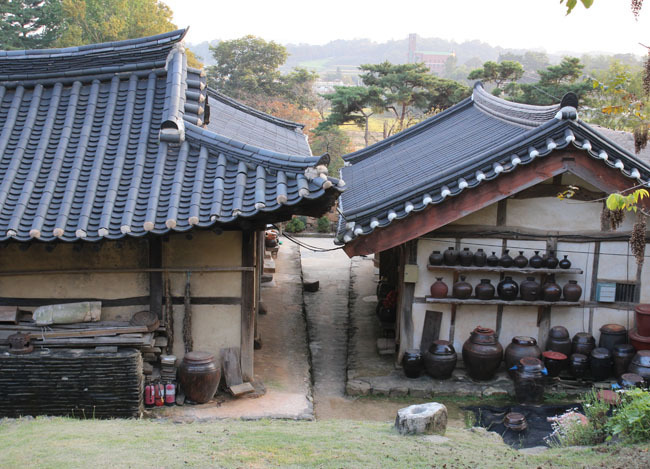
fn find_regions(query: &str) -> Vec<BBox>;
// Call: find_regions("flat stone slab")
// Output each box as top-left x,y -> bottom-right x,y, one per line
395,402 -> 448,435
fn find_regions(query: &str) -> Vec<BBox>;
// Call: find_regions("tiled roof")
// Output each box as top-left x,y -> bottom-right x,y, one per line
206,88 -> 311,156
337,83 -> 650,244
0,30 -> 343,243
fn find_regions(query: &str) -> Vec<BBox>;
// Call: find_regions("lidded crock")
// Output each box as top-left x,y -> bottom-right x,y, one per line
628,350 -> 650,384
514,357 -> 545,404
179,351 -> 221,404
402,349 -> 423,379
542,350 -> 567,378
423,340 -> 457,380
598,323 -> 627,353
569,353 -> 589,379
546,325 -> 572,356
505,336 -> 542,376
612,343 -> 636,378
590,347 -> 612,382
572,332 -> 596,356
462,326 -> 503,381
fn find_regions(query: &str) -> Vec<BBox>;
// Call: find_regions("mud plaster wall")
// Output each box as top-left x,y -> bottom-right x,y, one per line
411,192 -> 648,355
0,230 -> 244,362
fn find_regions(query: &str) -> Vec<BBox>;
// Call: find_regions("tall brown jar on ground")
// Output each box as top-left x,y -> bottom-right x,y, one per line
462,326 -> 503,381
505,336 -> 542,376
179,351 -> 221,404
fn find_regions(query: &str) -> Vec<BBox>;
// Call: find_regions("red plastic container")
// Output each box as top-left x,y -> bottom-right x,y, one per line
635,304 -> 650,337
629,328 -> 650,351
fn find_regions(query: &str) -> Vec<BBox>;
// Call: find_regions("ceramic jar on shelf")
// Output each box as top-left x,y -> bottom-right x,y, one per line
452,276 -> 473,299
541,275 -> 562,302
462,326 -> 503,381
474,249 -> 487,267
499,250 -> 514,268
458,247 -> 474,267
546,250 -> 559,269
475,279 -> 495,300
443,246 -> 458,266
430,278 -> 449,299
486,252 -> 500,267
520,277 -> 540,301
529,251 -> 544,269
559,255 -> 572,269
429,250 -> 444,266
513,251 -> 528,268
497,276 -> 519,301
563,280 -> 582,302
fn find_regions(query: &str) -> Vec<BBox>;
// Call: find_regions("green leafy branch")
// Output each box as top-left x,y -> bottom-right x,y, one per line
606,188 -> 649,213
560,0 -> 594,15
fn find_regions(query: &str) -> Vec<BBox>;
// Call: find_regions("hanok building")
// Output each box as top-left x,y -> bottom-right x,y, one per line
0,30 -> 343,416
338,83 -> 650,363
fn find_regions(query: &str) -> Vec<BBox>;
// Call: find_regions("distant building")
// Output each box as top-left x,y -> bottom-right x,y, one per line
408,33 -> 454,75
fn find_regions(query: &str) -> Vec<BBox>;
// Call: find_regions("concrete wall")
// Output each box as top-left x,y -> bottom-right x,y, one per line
408,175 -> 647,356
0,230 -> 245,362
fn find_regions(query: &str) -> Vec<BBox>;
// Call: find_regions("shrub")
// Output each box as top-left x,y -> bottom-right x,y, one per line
547,389 -> 610,446
317,216 -> 331,233
285,217 -> 306,233
607,388 -> 650,443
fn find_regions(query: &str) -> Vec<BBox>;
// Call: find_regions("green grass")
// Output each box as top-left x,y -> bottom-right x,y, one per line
1,416 -> 649,468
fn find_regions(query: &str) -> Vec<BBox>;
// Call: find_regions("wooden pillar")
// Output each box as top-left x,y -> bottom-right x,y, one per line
149,236 -> 163,320
240,230 -> 256,382
397,240 -> 417,364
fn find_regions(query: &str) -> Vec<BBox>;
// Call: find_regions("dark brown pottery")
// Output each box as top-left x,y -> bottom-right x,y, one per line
513,251 -> 528,268
475,279 -> 495,300
634,304 -> 650,336
474,248 -> 487,267
563,280 -> 582,302
542,275 -> 562,302
598,323 -> 627,353
572,332 -> 596,356
529,251 -> 544,269
559,255 -> 572,269
630,328 -> 650,351
377,304 -> 396,323
402,349 -> 423,378
514,357 -> 545,404
569,353 -> 589,379
505,336 -> 542,376
504,412 -> 528,431
443,246 -> 458,266
459,247 -> 474,266
486,251 -> 500,267
543,351 -> 567,377
430,277 -> 449,299
453,275 -> 473,299
520,277 -> 540,301
620,373 -> 645,389
179,351 -> 221,404
499,250 -> 514,268
423,340 -> 457,379
462,326 -> 503,381
590,347 -> 612,381
613,343 -> 636,378
546,251 -> 559,269
429,250 -> 444,266
628,350 -> 650,385
497,276 -> 519,301
546,326 -> 572,356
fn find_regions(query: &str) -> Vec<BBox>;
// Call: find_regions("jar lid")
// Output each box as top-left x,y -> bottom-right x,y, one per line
620,373 -> 644,386
430,340 -> 455,355
613,343 -> 635,354
571,353 -> 589,363
599,323 -> 627,335
635,304 -> 650,315
504,412 -> 527,428
549,326 -> 570,339
543,351 -> 567,360
512,336 -> 536,346
591,347 -> 611,359
518,357 -> 544,372
573,332 -> 595,344
184,351 -> 215,363
632,350 -> 650,367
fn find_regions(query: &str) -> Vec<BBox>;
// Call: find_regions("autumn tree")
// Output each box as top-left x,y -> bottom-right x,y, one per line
0,0 -> 63,49
311,126 -> 352,175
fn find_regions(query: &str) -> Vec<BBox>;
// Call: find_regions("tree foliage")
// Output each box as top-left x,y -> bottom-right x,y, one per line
468,60 -> 524,94
310,126 -> 352,175
515,57 -> 592,105
0,0 -> 63,49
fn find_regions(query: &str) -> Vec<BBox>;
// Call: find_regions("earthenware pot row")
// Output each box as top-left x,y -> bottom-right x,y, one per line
429,247 -> 572,269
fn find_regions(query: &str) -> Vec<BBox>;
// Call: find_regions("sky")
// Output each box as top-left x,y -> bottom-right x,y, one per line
164,0 -> 650,56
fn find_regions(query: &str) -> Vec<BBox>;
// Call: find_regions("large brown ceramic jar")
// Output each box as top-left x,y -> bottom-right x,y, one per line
546,326 -> 572,356
430,277 -> 449,299
497,276 -> 519,301
569,353 -> 589,379
563,280 -> 582,302
612,343 -> 636,378
542,274 -> 562,302
505,336 -> 542,376
179,351 -> 221,404
514,357 -> 545,404
598,324 -> 627,353
572,332 -> 596,356
443,246 -> 458,266
475,279 -> 495,300
635,304 -> 650,336
462,326 -> 503,381
628,350 -> 650,384
458,247 -> 474,267
402,349 -> 423,379
452,275 -> 472,299
520,277 -> 540,301
423,340 -> 457,380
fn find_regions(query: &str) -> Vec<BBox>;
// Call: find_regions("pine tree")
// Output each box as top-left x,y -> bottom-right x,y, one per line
0,0 -> 63,49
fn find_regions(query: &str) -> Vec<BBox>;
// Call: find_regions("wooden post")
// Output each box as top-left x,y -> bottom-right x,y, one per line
240,231 -> 256,382
589,241 -> 601,334
149,236 -> 163,319
397,240 -> 417,364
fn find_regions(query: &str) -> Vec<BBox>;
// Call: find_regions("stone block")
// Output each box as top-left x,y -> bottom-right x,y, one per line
395,402 -> 448,435
482,386 -> 509,397
390,386 -> 409,398
345,380 -> 371,396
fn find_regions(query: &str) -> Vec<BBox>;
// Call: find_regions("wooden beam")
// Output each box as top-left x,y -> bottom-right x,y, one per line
240,231 -> 256,382
511,183 -> 604,201
396,240 -> 417,364
342,150 -> 647,257
149,236 -> 163,319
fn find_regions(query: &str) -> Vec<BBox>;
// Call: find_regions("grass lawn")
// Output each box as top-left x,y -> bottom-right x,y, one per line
1,415 -> 649,468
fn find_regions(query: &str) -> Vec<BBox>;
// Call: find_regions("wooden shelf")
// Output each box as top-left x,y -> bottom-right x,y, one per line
425,296 -> 582,307
426,265 -> 583,275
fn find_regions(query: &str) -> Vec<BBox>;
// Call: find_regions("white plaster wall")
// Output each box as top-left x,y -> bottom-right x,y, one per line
592,307 -> 635,343
598,241 -> 638,282
499,306 -> 540,348
550,307 -> 591,340
452,304 -> 497,353
450,204 -> 498,226
411,302 -> 451,351
506,197 -> 603,232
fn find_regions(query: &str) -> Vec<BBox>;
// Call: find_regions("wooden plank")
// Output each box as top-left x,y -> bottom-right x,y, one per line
149,237 -> 163,319
220,347 -> 243,388
537,306 -> 552,347
397,240 -> 416,364
343,150 -> 648,257
419,310 -> 442,354
496,199 -> 507,227
512,183 -> 604,201
426,265 -> 583,275
240,231 -> 256,382
26,325 -> 149,339
0,306 -> 18,324
0,266 -> 255,276
423,297 -> 581,306
229,382 -> 254,397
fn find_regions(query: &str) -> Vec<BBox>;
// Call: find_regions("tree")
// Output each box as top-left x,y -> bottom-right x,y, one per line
318,86 -> 383,147
0,0 -> 63,49
310,126 -> 352,175
468,60 -> 524,95
515,57 -> 592,105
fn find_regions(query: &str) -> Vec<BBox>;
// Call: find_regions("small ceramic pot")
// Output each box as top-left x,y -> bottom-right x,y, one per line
443,246 -> 458,266
474,249 -> 487,267
619,373 -> 645,389
542,275 -> 562,302
497,276 -> 519,301
563,280 -> 582,302
499,250 -> 514,268
513,251 -> 528,268
458,247 -> 474,267
429,250 -> 444,266
543,351 -> 567,378
402,349 -> 423,378
559,255 -> 572,269
452,275 -> 472,299
546,251 -> 559,269
520,277 -> 540,301
475,279 -> 495,300
486,252 -> 500,267
529,251 -> 544,269
430,278 -> 449,299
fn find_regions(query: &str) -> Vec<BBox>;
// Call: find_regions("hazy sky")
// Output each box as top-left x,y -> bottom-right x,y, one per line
164,0 -> 649,56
